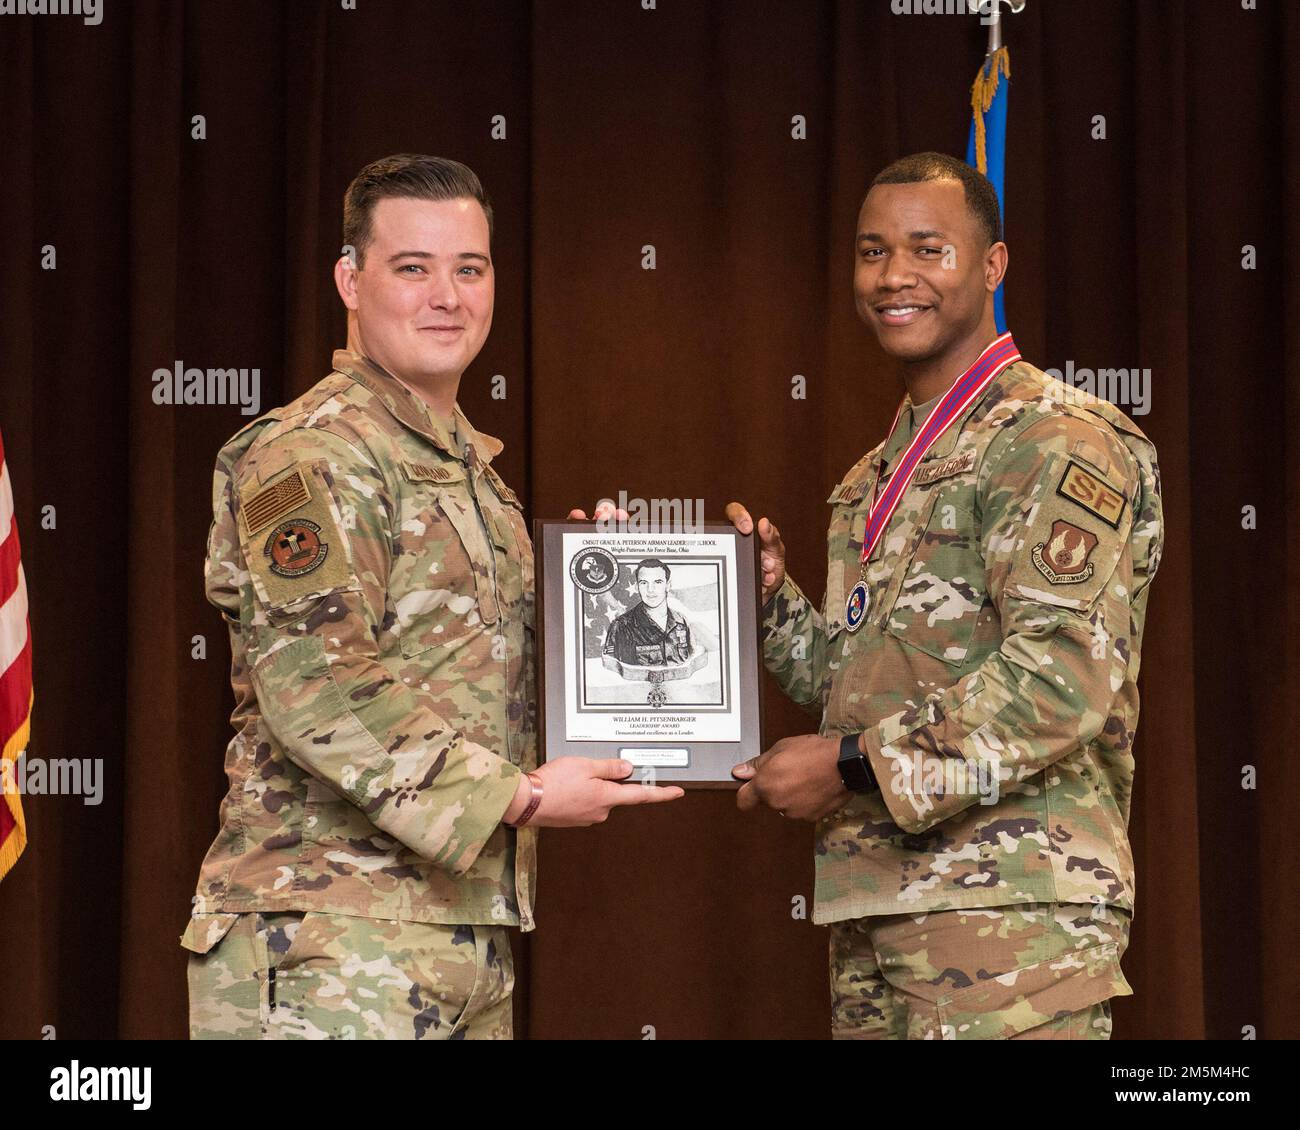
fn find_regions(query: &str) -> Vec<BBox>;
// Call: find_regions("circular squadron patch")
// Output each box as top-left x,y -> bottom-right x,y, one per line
570,546 -> 619,595
265,519 -> 328,578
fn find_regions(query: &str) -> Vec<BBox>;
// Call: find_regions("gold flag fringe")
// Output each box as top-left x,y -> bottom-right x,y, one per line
970,46 -> 1011,175
0,688 -> 33,882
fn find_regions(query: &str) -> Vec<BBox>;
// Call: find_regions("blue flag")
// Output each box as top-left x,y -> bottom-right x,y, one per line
966,47 -> 1010,333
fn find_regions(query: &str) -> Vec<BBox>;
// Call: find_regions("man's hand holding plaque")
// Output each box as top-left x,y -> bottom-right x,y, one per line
725,501 -> 852,821
723,502 -> 786,604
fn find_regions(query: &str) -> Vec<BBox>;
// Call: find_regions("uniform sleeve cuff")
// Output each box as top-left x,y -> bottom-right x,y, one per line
861,726 -> 928,835
439,753 -> 526,877
761,575 -> 807,637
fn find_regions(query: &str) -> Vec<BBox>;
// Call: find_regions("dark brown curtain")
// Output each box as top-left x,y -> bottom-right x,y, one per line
1,0 -> 1294,1040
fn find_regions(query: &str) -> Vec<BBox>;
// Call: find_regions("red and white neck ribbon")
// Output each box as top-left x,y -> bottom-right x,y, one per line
859,332 -> 1020,566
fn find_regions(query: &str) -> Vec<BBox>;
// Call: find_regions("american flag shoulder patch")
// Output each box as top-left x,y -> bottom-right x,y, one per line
241,468 -> 312,535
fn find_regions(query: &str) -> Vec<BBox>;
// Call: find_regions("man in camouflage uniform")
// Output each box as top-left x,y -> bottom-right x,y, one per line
729,153 -> 1162,1040
181,155 -> 681,1040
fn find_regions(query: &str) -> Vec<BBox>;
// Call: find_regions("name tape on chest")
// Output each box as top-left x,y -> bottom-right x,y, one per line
401,460 -> 466,484
1057,460 -> 1126,528
827,480 -> 868,506
913,449 -> 976,487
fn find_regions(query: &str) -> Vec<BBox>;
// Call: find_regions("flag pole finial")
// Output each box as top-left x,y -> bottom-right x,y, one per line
969,0 -> 1025,57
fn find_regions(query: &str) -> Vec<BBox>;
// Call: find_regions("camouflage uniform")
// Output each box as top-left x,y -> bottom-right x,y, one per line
762,344 -> 1162,1039
181,349 -> 536,1039
603,601 -> 692,666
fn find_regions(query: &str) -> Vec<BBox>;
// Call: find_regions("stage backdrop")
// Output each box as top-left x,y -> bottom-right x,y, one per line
1,0 -> 1296,1040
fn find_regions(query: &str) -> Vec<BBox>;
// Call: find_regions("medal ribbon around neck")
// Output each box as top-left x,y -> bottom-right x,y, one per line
843,331 -> 1021,632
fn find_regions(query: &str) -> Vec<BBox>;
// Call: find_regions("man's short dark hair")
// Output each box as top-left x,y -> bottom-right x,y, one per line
342,154 -> 494,268
635,558 -> 670,582
869,152 -> 1002,247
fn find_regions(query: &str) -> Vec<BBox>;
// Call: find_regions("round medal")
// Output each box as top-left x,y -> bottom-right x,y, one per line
844,580 -> 869,632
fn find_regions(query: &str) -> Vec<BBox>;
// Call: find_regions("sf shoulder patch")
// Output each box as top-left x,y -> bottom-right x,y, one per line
1032,519 -> 1099,584
1057,460 -> 1126,528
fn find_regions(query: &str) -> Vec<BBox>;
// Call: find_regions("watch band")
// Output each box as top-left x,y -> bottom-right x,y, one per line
837,732 -> 878,794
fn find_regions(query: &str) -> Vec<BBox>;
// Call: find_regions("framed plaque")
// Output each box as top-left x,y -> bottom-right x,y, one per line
535,520 -> 764,787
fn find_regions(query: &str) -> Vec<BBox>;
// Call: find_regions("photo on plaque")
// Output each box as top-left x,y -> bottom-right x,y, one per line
535,520 -> 763,786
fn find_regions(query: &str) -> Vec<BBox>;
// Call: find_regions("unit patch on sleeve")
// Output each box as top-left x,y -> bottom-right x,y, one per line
265,519 -> 328,577
1031,519 -> 1099,584
240,461 -> 358,611
1057,460 -> 1126,528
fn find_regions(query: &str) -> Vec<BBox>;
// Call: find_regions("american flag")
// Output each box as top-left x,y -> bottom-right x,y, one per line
0,427 -> 32,881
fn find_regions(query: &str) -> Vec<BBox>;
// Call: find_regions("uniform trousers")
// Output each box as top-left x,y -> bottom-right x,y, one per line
187,911 -> 514,1040
829,901 -> 1132,1040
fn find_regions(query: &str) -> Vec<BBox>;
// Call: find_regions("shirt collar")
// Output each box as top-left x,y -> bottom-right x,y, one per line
907,389 -> 943,430
331,349 -> 503,468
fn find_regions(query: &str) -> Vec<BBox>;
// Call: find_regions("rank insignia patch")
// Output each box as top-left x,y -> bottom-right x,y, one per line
1057,460 -> 1126,528
1032,519 -> 1099,584
265,519 -> 328,578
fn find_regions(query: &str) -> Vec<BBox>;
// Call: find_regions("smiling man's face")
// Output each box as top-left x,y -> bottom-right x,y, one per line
853,179 -> 999,365
337,195 -> 494,386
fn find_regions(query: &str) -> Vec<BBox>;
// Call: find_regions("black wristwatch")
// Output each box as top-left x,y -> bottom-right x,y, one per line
837,732 -> 878,794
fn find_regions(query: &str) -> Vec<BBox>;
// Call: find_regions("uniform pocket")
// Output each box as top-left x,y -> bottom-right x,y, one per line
823,505 -> 863,634
491,496 -> 533,605
241,460 -> 363,623
882,494 -> 987,666
393,488 -> 493,658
